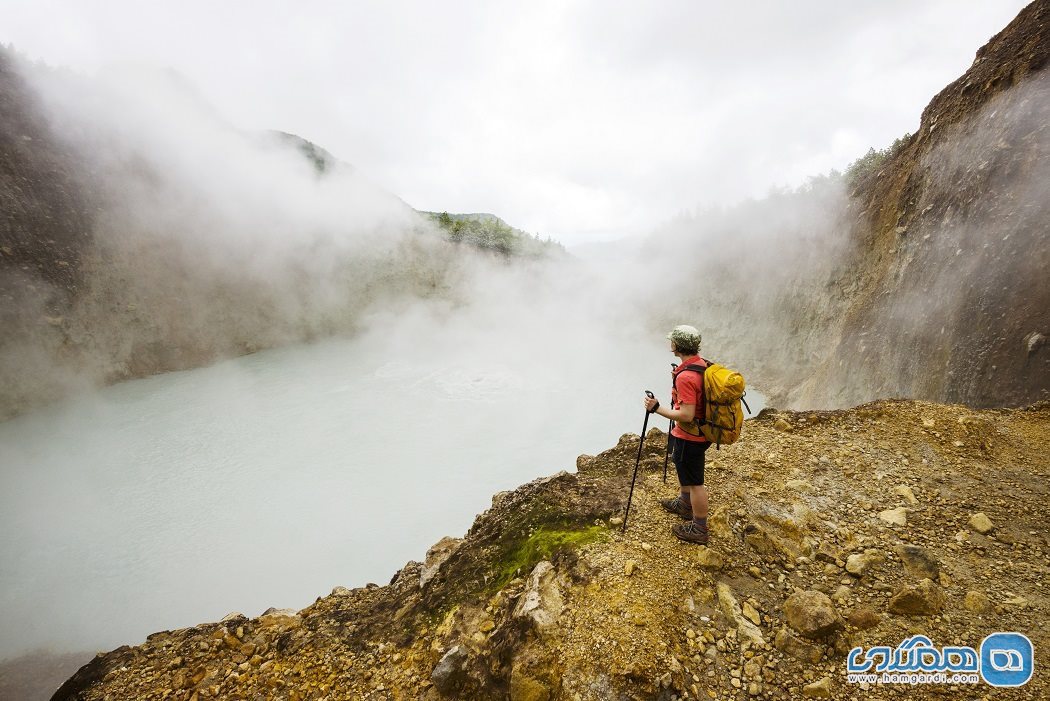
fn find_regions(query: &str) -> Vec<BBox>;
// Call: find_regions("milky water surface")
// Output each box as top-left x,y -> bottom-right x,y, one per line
0,330 -> 765,660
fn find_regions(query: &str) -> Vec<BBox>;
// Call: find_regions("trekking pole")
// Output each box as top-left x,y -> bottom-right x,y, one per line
623,390 -> 655,533
663,363 -> 677,483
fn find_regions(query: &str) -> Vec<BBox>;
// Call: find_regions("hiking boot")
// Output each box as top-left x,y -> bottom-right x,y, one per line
660,496 -> 693,520
673,521 -> 709,545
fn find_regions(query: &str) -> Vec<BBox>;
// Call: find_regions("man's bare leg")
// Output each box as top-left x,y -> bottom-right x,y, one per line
688,485 -> 708,521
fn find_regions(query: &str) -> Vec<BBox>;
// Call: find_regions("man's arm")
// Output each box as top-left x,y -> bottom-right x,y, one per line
643,396 -> 695,423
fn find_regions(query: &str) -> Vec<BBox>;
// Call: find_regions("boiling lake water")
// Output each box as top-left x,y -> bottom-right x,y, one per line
0,330 -> 765,660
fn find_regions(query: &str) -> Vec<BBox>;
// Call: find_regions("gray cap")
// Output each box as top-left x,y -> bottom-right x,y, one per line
666,324 -> 702,349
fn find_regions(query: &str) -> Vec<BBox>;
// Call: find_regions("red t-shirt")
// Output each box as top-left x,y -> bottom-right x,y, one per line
670,356 -> 708,443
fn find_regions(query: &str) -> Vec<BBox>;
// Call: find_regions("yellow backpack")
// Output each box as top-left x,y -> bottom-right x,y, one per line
674,360 -> 750,448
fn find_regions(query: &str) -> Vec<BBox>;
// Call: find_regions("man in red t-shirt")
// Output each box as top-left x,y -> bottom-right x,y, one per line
643,325 -> 711,545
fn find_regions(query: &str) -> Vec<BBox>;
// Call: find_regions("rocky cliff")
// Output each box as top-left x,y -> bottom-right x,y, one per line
644,0 -> 1048,411
798,0 -> 1049,408
0,52 -> 98,412
51,399 -> 1050,700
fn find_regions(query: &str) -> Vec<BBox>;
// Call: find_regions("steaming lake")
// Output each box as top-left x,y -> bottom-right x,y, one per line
0,330 -> 765,660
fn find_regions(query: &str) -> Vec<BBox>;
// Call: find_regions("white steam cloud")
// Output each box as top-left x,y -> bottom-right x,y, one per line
2,57 -> 472,415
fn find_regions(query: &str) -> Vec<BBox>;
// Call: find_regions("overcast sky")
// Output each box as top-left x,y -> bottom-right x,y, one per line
2,0 -> 1032,245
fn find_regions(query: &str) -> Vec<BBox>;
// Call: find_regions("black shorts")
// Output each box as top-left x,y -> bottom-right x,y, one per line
672,436 -> 710,486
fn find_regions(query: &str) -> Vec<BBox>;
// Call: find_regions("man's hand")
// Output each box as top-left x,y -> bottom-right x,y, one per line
644,395 -> 660,414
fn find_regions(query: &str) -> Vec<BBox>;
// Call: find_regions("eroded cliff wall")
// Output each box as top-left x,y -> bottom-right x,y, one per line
799,0 -> 1050,408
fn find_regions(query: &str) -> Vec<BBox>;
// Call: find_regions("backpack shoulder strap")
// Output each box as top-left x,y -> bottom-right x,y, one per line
691,360 -> 715,444
672,361 -> 708,426
676,358 -> 709,374
671,362 -> 706,389
674,361 -> 708,382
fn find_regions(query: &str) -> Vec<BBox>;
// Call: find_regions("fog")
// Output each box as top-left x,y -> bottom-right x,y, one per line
2,9 -> 1047,672
2,57 -> 457,415
616,174 -> 856,404
0,57 -> 777,664
5,52 -> 795,417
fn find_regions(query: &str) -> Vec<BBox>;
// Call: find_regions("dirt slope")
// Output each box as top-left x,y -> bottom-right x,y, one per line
52,399 -> 1050,700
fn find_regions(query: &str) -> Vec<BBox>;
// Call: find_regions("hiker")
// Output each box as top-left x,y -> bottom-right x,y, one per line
643,325 -> 711,545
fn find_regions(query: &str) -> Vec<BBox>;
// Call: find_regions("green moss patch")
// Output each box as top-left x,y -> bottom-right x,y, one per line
491,524 -> 607,592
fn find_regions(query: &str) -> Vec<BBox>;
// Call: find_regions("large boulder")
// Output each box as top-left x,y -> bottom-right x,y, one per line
420,536 -> 464,587
802,677 -> 833,698
963,590 -> 992,613
887,578 -> 945,616
774,627 -> 823,663
696,546 -> 726,570
969,512 -> 995,534
513,561 -> 563,634
847,606 -> 882,630
845,549 -> 883,577
878,507 -> 908,527
717,583 -> 765,646
783,590 -> 844,640
431,645 -> 469,694
896,544 -> 940,580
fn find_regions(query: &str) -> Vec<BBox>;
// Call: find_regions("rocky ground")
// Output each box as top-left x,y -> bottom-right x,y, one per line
50,399 -> 1049,700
